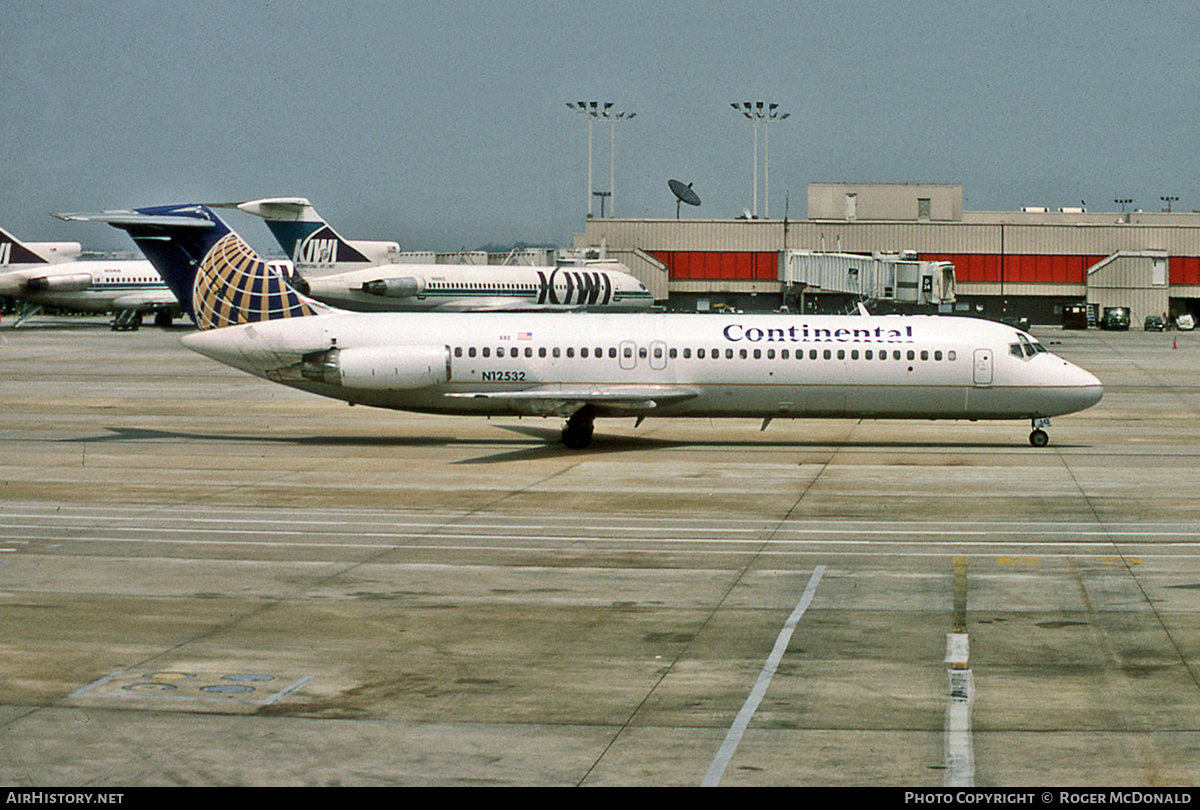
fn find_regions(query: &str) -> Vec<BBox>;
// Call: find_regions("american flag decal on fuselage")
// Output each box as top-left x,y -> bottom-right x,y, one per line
194,232 -> 317,330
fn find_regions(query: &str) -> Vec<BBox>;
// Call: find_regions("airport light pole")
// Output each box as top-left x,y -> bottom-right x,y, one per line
762,105 -> 789,219
731,101 -> 789,218
1115,197 -> 1133,213
606,110 -> 636,217
566,101 -> 613,218
1161,195 -> 1180,213
732,102 -> 759,216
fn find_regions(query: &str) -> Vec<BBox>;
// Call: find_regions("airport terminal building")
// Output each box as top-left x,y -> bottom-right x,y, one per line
573,183 -> 1200,325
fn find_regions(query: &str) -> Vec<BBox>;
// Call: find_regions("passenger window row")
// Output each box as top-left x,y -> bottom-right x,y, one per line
455,346 -> 617,359
679,347 -> 957,362
453,345 -> 958,362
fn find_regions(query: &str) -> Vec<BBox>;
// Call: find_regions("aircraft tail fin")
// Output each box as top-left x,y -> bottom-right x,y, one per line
235,197 -> 398,270
0,225 -> 81,266
57,204 -> 330,330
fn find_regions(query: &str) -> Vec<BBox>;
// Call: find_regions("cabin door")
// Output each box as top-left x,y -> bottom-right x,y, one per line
973,348 -> 993,387
619,340 -> 637,370
649,340 -> 668,371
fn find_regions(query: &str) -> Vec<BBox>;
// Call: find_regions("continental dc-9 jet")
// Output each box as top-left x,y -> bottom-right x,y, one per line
229,197 -> 654,313
60,204 -> 1103,449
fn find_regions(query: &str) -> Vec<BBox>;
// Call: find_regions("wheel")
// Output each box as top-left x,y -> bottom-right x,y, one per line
562,423 -> 593,449
1029,428 -> 1049,447
561,409 -> 595,449
112,311 -> 142,331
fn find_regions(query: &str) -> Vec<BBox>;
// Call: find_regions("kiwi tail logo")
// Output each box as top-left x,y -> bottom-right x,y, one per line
294,226 -> 369,266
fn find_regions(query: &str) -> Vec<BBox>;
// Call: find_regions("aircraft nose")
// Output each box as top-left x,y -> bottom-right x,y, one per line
1062,360 -> 1104,412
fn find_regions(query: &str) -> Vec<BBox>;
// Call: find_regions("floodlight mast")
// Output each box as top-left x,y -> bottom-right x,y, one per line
604,111 -> 637,218
731,102 -> 758,217
764,106 -> 789,219
567,102 -> 634,218
730,101 -> 789,218
566,101 -> 605,218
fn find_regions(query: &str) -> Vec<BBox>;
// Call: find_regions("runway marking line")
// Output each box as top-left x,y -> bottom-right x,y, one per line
945,556 -> 975,787
701,564 -> 825,787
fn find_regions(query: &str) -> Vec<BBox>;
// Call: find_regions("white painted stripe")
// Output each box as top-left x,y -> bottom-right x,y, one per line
702,565 -> 825,787
8,504 -> 1200,531
4,518 -> 1200,543
945,633 -> 970,666
9,521 -> 1200,540
1,530 -> 1196,554
6,515 -> 1200,538
945,670 -> 975,787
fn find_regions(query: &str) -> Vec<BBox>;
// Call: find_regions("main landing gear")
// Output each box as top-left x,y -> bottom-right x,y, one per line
110,310 -> 142,331
1029,417 -> 1051,447
561,407 -> 596,449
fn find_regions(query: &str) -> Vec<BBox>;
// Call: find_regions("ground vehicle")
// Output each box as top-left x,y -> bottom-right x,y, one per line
1102,307 -> 1131,330
1144,315 -> 1165,332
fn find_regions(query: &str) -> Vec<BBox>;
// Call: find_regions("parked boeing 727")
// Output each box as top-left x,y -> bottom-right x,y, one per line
0,223 -> 180,329
63,204 -> 1103,448
231,196 -> 654,312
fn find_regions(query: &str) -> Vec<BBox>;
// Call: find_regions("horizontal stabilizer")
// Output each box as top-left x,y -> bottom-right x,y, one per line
56,210 -> 216,230
232,198 -> 318,222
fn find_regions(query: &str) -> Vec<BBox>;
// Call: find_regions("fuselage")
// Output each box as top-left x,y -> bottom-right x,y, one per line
299,263 -> 654,312
0,260 -> 172,312
183,312 -> 1103,422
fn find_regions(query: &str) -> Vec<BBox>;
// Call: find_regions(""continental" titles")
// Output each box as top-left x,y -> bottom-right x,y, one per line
723,323 -> 914,344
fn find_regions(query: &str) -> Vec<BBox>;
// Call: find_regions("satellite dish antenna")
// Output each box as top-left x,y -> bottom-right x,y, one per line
668,179 -> 701,218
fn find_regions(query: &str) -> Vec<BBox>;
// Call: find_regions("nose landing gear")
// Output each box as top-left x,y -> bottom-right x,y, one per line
1029,417 -> 1051,447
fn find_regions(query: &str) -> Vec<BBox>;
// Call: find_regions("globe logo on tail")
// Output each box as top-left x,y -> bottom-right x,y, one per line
194,233 -> 318,330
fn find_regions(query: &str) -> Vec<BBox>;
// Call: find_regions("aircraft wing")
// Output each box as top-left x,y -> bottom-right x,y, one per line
110,290 -> 180,312
446,384 -> 699,416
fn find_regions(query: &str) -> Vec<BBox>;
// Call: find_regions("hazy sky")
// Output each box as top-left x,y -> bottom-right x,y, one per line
4,1 -> 1200,254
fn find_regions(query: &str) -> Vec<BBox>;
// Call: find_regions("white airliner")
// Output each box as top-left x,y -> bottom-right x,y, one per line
69,204 -> 1103,449
231,197 -> 654,312
0,223 -> 180,329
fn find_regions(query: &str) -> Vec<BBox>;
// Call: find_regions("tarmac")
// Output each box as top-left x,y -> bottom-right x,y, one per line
2,315 -> 1199,786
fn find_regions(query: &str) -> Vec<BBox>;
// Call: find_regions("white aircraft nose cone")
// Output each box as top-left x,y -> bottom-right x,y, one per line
1061,361 -> 1104,413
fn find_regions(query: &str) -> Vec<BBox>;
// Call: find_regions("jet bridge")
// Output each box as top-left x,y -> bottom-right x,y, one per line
780,250 -> 956,306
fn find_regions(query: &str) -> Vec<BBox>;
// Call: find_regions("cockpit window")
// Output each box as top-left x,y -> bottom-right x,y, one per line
1009,334 -> 1048,359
